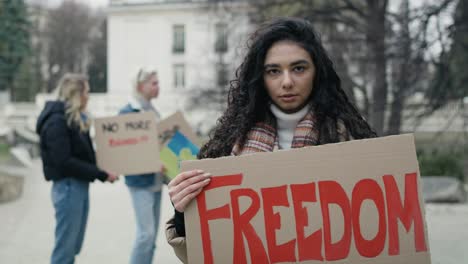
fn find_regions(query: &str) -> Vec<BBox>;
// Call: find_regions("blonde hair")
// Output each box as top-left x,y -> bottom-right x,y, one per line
56,73 -> 91,132
133,67 -> 157,96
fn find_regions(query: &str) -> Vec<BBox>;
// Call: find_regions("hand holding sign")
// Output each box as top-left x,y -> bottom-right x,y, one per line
168,169 -> 212,212
105,171 -> 119,183
182,135 -> 431,264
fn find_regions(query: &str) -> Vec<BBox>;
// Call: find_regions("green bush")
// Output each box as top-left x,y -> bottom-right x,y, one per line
417,148 -> 465,181
0,143 -> 10,164
0,143 -> 9,154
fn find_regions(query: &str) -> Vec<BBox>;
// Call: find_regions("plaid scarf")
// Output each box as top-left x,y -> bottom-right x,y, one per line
231,111 -> 319,155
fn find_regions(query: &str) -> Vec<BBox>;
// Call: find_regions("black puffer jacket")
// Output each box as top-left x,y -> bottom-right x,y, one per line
36,101 -> 107,182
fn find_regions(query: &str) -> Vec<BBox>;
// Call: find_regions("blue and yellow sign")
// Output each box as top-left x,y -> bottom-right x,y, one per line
160,130 -> 199,179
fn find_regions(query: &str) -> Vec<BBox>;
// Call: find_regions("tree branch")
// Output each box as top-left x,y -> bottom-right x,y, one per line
342,0 -> 367,18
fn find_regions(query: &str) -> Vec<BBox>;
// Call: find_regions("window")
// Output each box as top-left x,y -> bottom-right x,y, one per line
215,23 -> 228,53
174,64 -> 185,88
217,63 -> 229,87
173,25 -> 185,53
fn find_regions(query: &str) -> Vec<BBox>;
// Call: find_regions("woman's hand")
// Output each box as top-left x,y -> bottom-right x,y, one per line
168,169 -> 211,212
106,171 -> 119,183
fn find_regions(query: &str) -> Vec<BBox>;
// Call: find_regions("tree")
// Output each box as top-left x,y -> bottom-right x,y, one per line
0,0 -> 31,100
87,16 -> 107,93
446,0 -> 468,103
45,0 -> 94,92
11,55 -> 40,102
404,0 -> 467,130
9,1 -> 47,102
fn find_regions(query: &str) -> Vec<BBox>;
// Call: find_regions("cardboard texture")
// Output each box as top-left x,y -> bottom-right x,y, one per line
157,111 -> 200,147
94,112 -> 161,175
182,134 -> 431,264
160,130 -> 200,179
158,111 -> 200,179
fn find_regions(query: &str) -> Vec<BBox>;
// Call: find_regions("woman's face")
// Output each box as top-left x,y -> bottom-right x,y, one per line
138,74 -> 159,100
80,82 -> 90,111
263,40 -> 315,114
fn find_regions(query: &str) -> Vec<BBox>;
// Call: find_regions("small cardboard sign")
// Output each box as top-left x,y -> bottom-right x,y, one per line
157,111 -> 200,147
160,130 -> 199,179
182,134 -> 431,264
94,112 -> 161,175
158,111 -> 200,179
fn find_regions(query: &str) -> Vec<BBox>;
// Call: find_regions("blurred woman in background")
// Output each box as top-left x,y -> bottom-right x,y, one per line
36,73 -> 118,264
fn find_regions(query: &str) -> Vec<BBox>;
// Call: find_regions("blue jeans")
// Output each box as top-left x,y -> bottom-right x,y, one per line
128,187 -> 162,264
51,177 -> 89,264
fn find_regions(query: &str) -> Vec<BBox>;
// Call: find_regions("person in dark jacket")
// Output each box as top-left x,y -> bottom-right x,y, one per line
36,73 -> 118,264
119,67 -> 164,264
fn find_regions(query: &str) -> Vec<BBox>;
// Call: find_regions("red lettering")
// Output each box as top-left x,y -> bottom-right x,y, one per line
108,137 -> 139,147
231,188 -> 269,264
261,185 -> 296,263
291,182 -> 323,261
352,179 -> 386,257
383,173 -> 427,255
197,174 -> 243,264
319,180 -> 352,261
195,171 -> 427,262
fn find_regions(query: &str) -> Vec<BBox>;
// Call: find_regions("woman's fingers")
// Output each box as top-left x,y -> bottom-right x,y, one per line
168,170 -> 210,196
168,169 -> 204,187
169,171 -> 212,212
170,174 -> 211,202
173,180 -> 210,212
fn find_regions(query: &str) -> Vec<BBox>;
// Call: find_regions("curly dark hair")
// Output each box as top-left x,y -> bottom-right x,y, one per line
199,17 -> 377,159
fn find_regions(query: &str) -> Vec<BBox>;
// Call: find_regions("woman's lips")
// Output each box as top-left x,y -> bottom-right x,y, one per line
279,94 -> 298,102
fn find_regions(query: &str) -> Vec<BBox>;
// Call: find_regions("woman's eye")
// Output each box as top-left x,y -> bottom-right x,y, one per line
294,66 -> 305,72
266,69 -> 280,75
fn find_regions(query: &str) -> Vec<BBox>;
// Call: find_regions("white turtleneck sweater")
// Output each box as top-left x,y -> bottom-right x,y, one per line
270,104 -> 310,150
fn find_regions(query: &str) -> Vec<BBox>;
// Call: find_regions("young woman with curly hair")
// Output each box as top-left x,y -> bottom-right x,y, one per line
165,17 -> 377,262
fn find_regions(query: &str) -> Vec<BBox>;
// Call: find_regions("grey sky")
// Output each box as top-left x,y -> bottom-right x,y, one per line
29,0 -> 109,8
36,0 -> 450,10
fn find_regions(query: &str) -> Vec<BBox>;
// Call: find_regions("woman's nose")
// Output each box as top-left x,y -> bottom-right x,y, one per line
281,71 -> 293,89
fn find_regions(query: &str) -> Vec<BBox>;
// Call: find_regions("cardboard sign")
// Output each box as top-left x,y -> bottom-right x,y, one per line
158,111 -> 200,147
94,112 -> 161,175
182,134 -> 430,264
160,130 -> 199,179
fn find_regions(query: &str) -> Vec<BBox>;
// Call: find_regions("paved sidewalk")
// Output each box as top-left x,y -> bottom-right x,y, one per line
425,203 -> 468,264
0,160 -> 180,263
1,159 -> 467,263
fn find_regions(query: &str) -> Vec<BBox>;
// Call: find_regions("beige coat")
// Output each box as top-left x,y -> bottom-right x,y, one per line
165,217 -> 188,263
